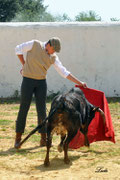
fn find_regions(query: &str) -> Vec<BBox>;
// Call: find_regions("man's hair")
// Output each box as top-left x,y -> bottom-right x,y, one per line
47,40 -> 51,46
48,37 -> 61,53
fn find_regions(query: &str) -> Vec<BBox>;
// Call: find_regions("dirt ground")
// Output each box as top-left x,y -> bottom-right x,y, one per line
0,102 -> 120,180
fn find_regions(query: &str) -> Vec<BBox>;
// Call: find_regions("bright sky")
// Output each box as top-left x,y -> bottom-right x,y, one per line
44,0 -> 120,21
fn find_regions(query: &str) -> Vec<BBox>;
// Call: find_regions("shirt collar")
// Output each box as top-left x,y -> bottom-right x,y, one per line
43,42 -> 47,49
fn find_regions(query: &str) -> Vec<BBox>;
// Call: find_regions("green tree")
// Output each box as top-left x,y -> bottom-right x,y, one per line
39,12 -> 55,22
75,10 -> 101,21
13,1 -> 72,22
0,0 -> 19,22
110,18 -> 120,21
54,13 -> 72,22
13,0 -> 47,22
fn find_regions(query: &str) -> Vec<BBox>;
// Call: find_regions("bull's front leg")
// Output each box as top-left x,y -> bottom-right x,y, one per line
80,126 -> 90,147
83,126 -> 90,147
84,133 -> 90,147
44,127 -> 52,167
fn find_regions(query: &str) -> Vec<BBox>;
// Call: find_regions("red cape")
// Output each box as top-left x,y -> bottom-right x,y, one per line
69,85 -> 115,149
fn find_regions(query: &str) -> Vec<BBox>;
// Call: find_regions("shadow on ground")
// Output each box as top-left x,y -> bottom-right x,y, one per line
34,155 -> 80,171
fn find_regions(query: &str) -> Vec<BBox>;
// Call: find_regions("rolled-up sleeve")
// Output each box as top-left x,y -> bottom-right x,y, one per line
15,40 -> 34,55
53,56 -> 70,78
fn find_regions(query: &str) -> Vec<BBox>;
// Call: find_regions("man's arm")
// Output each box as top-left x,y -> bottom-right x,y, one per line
66,73 -> 87,88
15,40 -> 34,67
17,54 -> 25,66
53,57 -> 87,88
15,40 -> 34,55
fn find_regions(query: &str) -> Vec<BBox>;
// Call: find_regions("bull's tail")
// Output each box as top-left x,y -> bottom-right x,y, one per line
18,117 -> 48,147
18,103 -> 60,148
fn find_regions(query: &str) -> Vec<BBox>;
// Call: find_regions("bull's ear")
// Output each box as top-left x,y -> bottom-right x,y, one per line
92,107 -> 99,112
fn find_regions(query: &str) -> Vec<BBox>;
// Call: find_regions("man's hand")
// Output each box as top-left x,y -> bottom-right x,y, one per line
20,68 -> 23,75
81,82 -> 88,88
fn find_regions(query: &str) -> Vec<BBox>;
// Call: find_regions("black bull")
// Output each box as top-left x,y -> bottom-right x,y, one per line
18,87 -> 105,166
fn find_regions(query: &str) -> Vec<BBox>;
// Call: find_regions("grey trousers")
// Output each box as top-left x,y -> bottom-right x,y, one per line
16,77 -> 47,133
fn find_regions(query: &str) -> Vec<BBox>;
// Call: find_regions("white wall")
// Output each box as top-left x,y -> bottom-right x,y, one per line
0,22 -> 120,97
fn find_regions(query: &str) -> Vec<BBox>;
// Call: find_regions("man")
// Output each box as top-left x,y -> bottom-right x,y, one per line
14,37 -> 87,149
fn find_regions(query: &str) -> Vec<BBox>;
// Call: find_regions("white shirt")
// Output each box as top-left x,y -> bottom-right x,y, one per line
15,40 -> 70,78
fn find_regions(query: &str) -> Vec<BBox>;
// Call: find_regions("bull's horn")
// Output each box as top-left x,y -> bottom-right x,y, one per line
97,108 -> 106,124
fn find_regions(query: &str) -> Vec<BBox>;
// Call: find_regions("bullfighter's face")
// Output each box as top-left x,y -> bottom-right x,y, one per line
45,43 -> 55,55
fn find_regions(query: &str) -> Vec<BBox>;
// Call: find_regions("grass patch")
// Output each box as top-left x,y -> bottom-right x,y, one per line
1,128 -> 7,131
0,112 -> 11,116
29,124 -> 36,128
0,119 -> 13,125
0,136 -> 12,139
30,134 -> 40,142
11,106 -> 19,110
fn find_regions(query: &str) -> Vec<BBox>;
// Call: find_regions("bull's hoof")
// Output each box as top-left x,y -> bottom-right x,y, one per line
84,139 -> 90,147
44,160 -> 50,167
86,144 -> 90,147
84,142 -> 90,147
57,145 -> 63,153
64,158 -> 70,164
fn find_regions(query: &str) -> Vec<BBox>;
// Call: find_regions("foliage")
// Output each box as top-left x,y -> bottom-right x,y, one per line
75,10 -> 101,21
1,1 -> 119,23
110,18 -> 120,21
0,0 -> 19,22
13,0 -> 47,22
0,1 -> 105,22
39,13 -> 72,22
0,0 -> 48,22
39,12 -> 55,22
54,13 -> 72,22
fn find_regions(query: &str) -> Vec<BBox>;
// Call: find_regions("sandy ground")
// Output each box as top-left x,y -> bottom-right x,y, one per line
0,136 -> 120,180
0,103 -> 120,180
